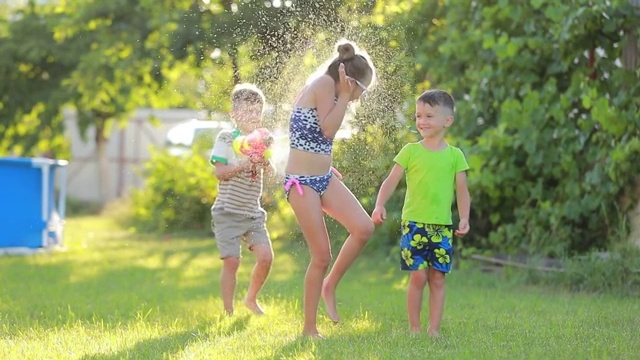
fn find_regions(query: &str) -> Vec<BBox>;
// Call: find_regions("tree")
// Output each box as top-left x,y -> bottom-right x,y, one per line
394,0 -> 640,255
0,3 -> 75,157
50,0 -> 201,202
167,1 -> 351,96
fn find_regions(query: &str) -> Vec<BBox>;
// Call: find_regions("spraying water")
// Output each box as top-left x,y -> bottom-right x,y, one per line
178,2 -> 415,197
253,31 -> 412,178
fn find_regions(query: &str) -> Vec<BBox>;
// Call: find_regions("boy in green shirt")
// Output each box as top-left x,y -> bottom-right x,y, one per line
372,89 -> 471,337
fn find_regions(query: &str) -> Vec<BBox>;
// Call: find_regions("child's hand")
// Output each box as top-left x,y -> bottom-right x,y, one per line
455,219 -> 470,237
248,155 -> 261,164
238,158 -> 252,170
250,156 -> 270,168
371,206 -> 386,225
337,63 -> 356,97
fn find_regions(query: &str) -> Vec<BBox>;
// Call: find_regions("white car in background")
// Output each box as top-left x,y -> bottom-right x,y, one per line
165,119 -> 233,156
165,105 -> 355,157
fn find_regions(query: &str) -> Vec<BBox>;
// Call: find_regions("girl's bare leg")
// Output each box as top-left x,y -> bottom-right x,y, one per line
320,177 -> 375,323
289,187 -> 332,337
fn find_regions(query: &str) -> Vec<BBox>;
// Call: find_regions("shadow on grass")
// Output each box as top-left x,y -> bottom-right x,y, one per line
258,327 -> 386,360
0,261 -> 209,335
215,313 -> 251,337
0,232 -> 308,337
79,325 -> 207,360
0,210 -> 404,340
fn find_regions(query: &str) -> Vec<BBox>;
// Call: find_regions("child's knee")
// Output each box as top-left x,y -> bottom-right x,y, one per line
256,253 -> 273,267
428,271 -> 445,290
251,243 -> 273,265
353,219 -> 374,242
362,220 -> 375,239
409,271 -> 428,288
223,256 -> 241,271
311,251 -> 332,269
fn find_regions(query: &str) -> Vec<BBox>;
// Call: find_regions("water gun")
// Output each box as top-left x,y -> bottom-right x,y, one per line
232,128 -> 273,160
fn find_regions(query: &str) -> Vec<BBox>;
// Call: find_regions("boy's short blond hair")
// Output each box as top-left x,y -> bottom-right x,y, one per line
231,83 -> 265,108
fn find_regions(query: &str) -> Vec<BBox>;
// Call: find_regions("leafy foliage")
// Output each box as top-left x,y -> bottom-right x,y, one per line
0,0 -> 199,155
131,146 -> 218,233
0,4 -> 73,156
394,0 -> 640,256
522,246 -> 640,296
2,0 -> 640,259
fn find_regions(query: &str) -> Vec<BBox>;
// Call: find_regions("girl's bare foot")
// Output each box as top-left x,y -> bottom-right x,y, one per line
410,327 -> 422,335
224,308 -> 234,316
321,279 -> 339,323
427,330 -> 440,338
303,331 -> 325,339
243,299 -> 265,315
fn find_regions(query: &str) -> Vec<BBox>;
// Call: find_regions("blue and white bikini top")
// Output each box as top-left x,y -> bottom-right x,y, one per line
289,107 -> 333,155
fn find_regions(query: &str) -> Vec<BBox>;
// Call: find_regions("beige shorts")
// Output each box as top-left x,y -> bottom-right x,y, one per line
211,208 -> 271,259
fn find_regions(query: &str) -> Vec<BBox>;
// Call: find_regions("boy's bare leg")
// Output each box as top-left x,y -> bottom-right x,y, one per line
244,243 -> 273,315
407,270 -> 428,333
221,256 -> 241,315
427,268 -> 446,337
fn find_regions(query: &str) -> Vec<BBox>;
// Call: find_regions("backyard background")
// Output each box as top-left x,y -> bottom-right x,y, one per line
1,0 -> 640,359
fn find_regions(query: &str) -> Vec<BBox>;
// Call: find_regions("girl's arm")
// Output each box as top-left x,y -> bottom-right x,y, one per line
315,64 -> 355,139
314,76 -> 349,140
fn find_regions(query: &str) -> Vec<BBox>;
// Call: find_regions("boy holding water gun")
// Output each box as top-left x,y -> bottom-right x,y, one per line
209,83 -> 275,316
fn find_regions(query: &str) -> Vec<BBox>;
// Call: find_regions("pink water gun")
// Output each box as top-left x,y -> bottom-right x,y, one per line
233,128 -> 274,159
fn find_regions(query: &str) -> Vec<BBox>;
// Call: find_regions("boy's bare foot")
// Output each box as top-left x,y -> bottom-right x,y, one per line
243,299 -> 265,315
410,327 -> 422,335
427,330 -> 440,338
224,308 -> 234,316
321,279 -> 339,323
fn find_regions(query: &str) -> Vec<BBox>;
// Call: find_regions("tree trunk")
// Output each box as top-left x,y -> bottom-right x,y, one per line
625,0 -> 640,247
221,0 -> 241,84
95,117 -> 110,205
229,47 -> 241,84
622,0 -> 640,71
622,0 -> 638,70
622,32 -> 638,70
629,180 -> 640,247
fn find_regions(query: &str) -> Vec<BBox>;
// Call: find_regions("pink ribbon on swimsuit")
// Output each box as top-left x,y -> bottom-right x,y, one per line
284,177 -> 304,196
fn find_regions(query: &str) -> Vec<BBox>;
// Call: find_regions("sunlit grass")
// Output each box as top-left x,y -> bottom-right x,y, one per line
0,216 -> 638,359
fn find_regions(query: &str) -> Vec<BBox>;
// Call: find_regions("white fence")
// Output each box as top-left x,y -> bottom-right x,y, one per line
64,108 -> 209,203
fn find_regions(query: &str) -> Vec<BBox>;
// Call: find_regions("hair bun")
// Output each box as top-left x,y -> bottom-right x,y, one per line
337,43 -> 356,61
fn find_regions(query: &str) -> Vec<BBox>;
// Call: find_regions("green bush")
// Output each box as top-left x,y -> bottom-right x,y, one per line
65,198 -> 103,216
560,249 -> 640,296
397,0 -> 640,256
131,147 -> 218,233
129,142 -> 300,238
518,246 -> 640,296
331,124 -> 416,252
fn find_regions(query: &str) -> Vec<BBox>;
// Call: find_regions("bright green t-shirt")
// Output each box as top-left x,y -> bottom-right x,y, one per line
393,142 -> 469,225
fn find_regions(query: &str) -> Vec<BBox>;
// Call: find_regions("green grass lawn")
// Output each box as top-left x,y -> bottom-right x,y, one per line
1,216 -> 638,360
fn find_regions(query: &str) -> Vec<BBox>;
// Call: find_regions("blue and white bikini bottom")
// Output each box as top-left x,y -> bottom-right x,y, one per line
283,171 -> 333,198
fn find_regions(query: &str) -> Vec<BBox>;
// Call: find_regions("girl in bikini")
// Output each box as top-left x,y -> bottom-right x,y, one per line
284,40 -> 377,338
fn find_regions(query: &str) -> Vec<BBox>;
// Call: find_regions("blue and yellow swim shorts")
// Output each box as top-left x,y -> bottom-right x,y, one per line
400,221 -> 454,273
